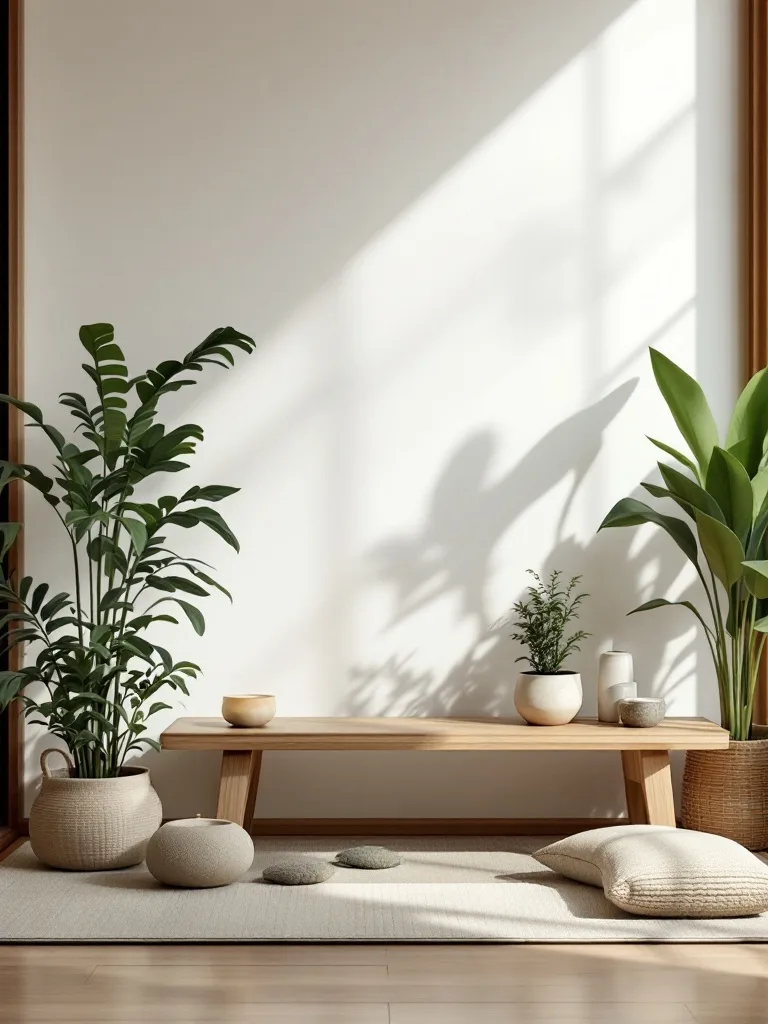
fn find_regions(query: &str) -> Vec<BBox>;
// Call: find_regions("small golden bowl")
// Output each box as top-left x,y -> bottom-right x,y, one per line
221,694 -> 276,728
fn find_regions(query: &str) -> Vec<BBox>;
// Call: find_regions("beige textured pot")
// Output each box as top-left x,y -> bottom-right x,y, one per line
146,818 -> 254,887
681,725 -> 768,851
29,749 -> 163,870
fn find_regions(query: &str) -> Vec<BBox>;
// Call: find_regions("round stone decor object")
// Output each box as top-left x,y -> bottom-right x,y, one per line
618,696 -> 666,728
262,857 -> 336,885
146,818 -> 254,888
335,845 -> 402,869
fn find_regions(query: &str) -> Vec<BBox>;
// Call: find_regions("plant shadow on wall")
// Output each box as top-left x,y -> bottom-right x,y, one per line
347,378 -> 698,721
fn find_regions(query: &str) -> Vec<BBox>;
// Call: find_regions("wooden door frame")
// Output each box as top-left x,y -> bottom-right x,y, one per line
1,0 -> 23,853
1,4 -> 767,842
747,0 -> 768,724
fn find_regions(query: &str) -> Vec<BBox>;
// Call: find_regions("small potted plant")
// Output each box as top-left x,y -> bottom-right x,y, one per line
511,570 -> 589,726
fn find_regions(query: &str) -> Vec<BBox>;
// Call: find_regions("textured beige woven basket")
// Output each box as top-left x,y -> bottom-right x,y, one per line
29,749 -> 162,871
681,726 -> 768,851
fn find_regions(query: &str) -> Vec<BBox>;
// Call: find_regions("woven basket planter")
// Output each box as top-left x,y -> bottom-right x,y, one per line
681,726 -> 768,851
29,749 -> 162,871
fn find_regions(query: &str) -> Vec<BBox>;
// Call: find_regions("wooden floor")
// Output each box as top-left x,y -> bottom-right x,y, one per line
0,941 -> 767,1022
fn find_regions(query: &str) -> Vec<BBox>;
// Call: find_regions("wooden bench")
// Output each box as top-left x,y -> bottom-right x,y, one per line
160,715 -> 729,830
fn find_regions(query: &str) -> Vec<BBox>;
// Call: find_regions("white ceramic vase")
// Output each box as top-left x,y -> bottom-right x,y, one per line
514,672 -> 582,726
597,651 -> 635,722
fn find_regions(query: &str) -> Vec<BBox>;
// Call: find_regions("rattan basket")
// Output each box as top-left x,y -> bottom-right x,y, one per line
29,749 -> 163,870
681,726 -> 768,851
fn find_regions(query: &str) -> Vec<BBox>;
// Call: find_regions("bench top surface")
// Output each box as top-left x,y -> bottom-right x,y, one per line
160,716 -> 729,752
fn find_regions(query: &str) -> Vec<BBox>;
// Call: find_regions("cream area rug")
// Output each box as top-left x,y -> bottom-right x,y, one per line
3,836 -> 768,942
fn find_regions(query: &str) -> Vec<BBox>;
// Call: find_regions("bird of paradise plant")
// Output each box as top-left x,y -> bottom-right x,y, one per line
599,347 -> 768,741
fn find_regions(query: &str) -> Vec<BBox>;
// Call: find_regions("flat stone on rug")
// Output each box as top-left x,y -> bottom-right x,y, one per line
261,857 -> 335,885
335,845 -> 402,869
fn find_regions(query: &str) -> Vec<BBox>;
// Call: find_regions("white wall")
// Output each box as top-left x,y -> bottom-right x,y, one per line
22,0 -> 740,819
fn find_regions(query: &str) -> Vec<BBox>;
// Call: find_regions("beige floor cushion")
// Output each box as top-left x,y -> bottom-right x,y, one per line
533,824 -> 768,918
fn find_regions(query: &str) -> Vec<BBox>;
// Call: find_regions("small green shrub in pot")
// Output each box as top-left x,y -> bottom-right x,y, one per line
0,323 -> 255,868
598,347 -> 768,848
511,570 -> 589,726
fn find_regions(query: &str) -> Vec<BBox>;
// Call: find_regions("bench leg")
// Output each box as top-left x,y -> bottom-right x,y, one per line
216,751 -> 263,828
621,750 -> 676,827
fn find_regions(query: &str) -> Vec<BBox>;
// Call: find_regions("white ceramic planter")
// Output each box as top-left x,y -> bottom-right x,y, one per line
514,672 -> 583,726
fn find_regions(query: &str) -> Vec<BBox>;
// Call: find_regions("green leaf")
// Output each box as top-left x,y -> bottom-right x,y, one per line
0,671 -> 27,709
40,593 -> 72,620
189,567 -> 232,602
131,326 -> 255,410
649,347 -> 719,477
742,560 -> 768,599
627,597 -> 713,636
752,467 -> 768,522
188,507 -> 240,552
705,447 -> 753,543
78,322 -> 115,357
725,366 -> 768,476
100,587 -> 129,611
121,517 -> 148,557
749,502 -> 768,561
0,394 -> 44,424
152,575 -> 209,597
176,600 -> 205,636
90,624 -> 113,646
30,582 -> 49,614
147,701 -> 172,717
180,484 -> 239,504
598,497 -> 699,565
0,522 -> 21,560
657,463 -> 724,522
727,439 -> 750,468
145,577 -> 177,592
45,615 -> 82,633
695,510 -> 745,589
79,323 -> 127,454
647,436 -> 700,480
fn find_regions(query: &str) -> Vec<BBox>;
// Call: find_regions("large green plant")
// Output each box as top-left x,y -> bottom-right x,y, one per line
0,323 -> 255,776
599,347 -> 768,740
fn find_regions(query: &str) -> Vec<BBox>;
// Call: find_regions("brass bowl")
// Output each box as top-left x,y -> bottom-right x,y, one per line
222,694 -> 276,728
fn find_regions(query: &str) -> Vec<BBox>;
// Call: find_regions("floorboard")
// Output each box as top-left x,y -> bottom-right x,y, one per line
0,942 -> 767,1021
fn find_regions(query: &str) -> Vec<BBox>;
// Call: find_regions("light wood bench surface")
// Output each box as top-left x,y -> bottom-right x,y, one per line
160,715 -> 729,830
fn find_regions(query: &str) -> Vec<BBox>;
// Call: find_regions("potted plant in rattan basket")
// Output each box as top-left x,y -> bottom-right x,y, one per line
599,347 -> 768,850
0,323 -> 254,869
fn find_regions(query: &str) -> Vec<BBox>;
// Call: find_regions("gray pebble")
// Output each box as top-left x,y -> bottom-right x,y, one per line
335,845 -> 402,869
262,857 -> 335,885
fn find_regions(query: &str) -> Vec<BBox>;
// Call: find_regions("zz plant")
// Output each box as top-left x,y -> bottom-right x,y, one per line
0,323 -> 255,776
600,347 -> 768,741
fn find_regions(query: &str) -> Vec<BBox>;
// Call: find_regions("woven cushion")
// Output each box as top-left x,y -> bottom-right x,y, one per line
533,825 -> 768,918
